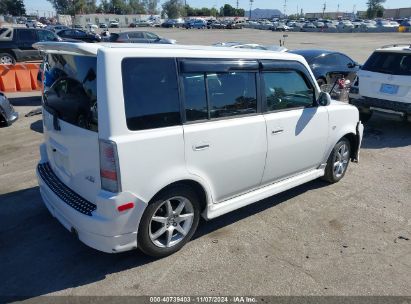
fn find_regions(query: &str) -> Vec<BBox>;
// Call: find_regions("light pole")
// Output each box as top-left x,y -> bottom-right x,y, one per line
249,0 -> 253,19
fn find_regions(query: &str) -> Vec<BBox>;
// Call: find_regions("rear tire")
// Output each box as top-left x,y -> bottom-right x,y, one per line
137,186 -> 200,258
322,138 -> 351,183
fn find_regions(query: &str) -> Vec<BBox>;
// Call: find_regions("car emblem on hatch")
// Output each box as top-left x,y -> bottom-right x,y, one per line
85,176 -> 95,183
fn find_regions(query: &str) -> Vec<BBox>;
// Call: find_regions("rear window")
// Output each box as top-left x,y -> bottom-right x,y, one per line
43,54 -> 98,131
362,51 -> 411,76
121,58 -> 181,131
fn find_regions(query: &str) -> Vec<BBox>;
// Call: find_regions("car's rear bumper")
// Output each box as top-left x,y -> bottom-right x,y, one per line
349,96 -> 411,116
36,144 -> 147,253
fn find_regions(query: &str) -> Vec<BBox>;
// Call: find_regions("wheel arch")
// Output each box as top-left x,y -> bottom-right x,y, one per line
342,132 -> 359,161
147,179 -> 210,216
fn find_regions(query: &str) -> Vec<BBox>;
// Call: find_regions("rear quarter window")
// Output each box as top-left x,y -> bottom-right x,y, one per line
121,58 -> 181,131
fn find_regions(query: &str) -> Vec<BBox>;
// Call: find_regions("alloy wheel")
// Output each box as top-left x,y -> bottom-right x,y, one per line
149,196 -> 194,248
333,143 -> 349,178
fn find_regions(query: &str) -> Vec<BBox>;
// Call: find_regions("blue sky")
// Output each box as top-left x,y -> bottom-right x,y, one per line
24,0 -> 411,16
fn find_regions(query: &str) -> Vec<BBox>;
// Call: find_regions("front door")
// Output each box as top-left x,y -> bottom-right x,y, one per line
260,68 -> 329,184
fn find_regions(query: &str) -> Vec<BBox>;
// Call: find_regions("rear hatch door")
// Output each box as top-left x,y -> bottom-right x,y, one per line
42,53 -> 100,203
359,50 -> 411,104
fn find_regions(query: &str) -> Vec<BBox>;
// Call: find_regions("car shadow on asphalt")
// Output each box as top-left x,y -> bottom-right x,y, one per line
0,179 -> 329,299
362,114 -> 411,149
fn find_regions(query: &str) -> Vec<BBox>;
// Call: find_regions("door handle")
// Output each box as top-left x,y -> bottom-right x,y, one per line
193,144 -> 210,151
271,129 -> 284,135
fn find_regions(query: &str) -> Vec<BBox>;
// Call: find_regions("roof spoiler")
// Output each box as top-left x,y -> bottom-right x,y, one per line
33,42 -> 100,56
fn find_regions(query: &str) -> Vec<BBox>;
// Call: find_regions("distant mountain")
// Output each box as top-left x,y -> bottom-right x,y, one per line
246,8 -> 283,19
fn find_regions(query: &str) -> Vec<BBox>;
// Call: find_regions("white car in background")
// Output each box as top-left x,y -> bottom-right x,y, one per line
34,42 -> 363,257
26,20 -> 46,28
349,44 -> 411,122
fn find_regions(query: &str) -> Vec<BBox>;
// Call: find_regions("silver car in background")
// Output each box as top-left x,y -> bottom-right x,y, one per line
0,92 -> 18,127
107,31 -> 176,44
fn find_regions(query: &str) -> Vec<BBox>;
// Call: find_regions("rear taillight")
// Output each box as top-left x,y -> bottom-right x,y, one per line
99,139 -> 121,193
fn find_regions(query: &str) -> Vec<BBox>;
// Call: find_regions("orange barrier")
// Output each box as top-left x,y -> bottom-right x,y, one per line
0,63 -> 42,92
26,63 -> 42,90
0,65 -> 17,92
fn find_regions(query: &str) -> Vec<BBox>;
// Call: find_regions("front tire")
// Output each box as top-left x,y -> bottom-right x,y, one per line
322,138 -> 351,183
137,186 -> 200,257
0,53 -> 15,65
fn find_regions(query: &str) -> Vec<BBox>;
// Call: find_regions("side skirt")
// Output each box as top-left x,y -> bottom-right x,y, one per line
204,169 -> 325,220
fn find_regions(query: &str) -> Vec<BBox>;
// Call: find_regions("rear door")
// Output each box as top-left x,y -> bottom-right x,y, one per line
181,59 -> 267,203
359,51 -> 411,104
42,53 -> 100,202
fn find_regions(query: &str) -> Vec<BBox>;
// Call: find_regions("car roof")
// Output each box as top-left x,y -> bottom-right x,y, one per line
33,42 -> 306,62
288,49 -> 336,58
377,44 -> 411,52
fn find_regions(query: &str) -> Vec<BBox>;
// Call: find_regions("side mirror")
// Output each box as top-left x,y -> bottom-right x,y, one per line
318,91 -> 331,106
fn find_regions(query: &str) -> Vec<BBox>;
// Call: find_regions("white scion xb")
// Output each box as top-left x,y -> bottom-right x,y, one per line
34,42 -> 363,257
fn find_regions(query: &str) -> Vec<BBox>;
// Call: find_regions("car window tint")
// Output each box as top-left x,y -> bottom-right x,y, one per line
145,32 -> 158,39
316,54 -> 336,65
122,58 -> 181,131
18,29 -> 36,42
336,54 -> 353,66
362,52 -> 411,76
207,72 -> 257,119
128,32 -> 144,38
263,71 -> 314,111
38,30 -> 56,41
43,54 -> 98,131
183,73 -> 208,121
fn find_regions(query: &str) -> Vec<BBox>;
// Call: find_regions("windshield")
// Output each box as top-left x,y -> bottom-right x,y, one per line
43,54 -> 98,131
362,51 -> 411,76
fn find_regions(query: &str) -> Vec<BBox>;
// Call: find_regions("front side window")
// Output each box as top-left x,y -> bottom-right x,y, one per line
128,32 -> 144,39
263,70 -> 314,111
38,30 -> 57,41
122,58 -> 181,131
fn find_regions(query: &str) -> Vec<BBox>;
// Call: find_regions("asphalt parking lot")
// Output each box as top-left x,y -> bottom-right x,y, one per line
0,30 -> 410,299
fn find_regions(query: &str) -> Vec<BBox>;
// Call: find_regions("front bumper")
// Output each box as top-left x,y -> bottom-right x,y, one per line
349,96 -> 411,116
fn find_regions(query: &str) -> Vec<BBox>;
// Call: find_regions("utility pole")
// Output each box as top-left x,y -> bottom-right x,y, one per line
249,0 -> 253,19
283,0 -> 287,17
322,2 -> 326,18
236,0 -> 239,9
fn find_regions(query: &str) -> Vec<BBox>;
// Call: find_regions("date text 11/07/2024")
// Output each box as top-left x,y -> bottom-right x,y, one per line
149,296 -> 257,303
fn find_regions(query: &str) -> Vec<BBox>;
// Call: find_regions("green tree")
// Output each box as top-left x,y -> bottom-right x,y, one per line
162,0 -> 185,18
129,0 -> 146,14
219,4 -> 243,17
366,0 -> 385,18
143,0 -> 158,14
0,0 -> 26,15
